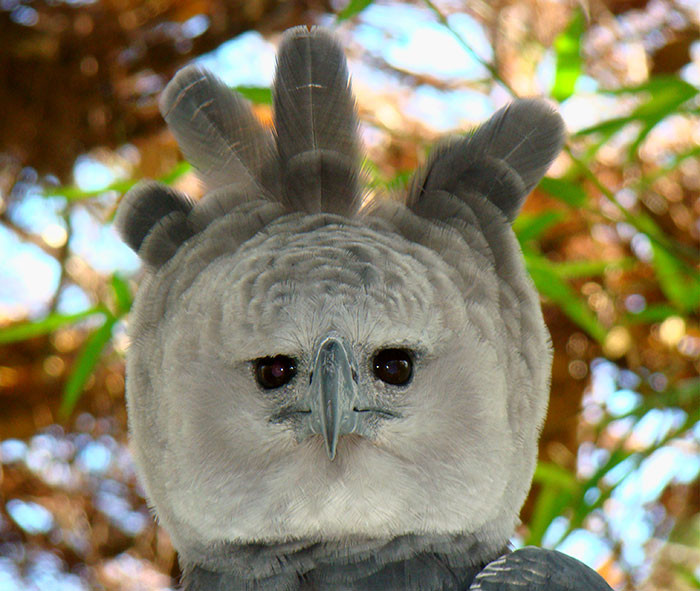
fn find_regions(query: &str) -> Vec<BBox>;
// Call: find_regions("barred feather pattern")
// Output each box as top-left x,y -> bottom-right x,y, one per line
407,99 -> 565,222
113,181 -> 195,267
159,65 -> 279,196
469,547 -> 613,590
273,26 -> 362,216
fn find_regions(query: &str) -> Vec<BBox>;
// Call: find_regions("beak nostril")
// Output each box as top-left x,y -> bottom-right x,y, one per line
351,369 -> 358,383
309,371 -> 313,385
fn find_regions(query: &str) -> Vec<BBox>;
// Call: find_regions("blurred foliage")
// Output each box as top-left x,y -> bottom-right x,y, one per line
0,0 -> 699,590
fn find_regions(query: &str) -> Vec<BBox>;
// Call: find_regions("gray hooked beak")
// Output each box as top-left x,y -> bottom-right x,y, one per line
282,334 -> 399,460
309,335 -> 362,460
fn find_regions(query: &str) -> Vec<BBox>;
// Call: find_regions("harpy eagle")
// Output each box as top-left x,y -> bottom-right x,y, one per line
115,26 -> 614,591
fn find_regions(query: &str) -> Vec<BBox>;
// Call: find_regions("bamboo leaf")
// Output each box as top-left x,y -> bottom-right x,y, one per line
159,161 -> 191,185
573,77 -> 698,155
627,80 -> 698,157
110,273 -> 133,316
602,76 -> 697,97
533,462 -> 579,492
0,307 -> 107,345
538,177 -> 588,207
527,462 -> 578,546
526,254 -> 608,342
48,161 -> 191,203
514,211 -> 565,243
337,0 -> 374,21
60,314 -> 117,418
552,9 -> 584,101
625,303 -> 678,324
52,179 -> 136,201
652,243 -> 700,313
574,115 -> 636,138
233,86 -> 272,105
549,258 -> 635,278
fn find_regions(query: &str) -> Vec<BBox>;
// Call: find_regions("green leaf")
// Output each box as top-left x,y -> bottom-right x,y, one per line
0,307 -> 106,345
568,450 -> 638,532
384,169 -> 413,192
527,462 -> 579,546
60,314 -> 117,418
667,377 -> 700,409
603,76 -> 698,100
627,79 -> 698,157
573,77 -> 699,157
337,0 -> 374,21
675,566 -> 700,589
51,179 -> 136,202
538,177 -> 588,207
48,161 -> 191,203
552,10 -> 585,101
625,303 -> 677,324
634,377 -> 700,414
637,145 -> 700,189
533,462 -> 579,492
549,257 -> 635,278
159,161 -> 191,185
110,274 -> 133,316
526,254 -> 608,342
574,115 -> 636,138
652,243 -> 700,313
233,86 -> 272,105
514,211 -> 565,243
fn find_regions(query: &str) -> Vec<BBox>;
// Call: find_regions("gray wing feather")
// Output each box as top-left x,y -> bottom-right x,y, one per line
470,547 -> 614,590
159,65 -> 278,194
273,26 -> 362,216
407,99 -> 565,222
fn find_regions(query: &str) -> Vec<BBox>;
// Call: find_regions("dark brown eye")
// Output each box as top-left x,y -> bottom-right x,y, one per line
372,349 -> 413,386
255,355 -> 297,389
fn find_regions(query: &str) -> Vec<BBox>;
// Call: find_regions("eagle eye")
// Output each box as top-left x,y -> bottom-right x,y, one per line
255,355 -> 297,389
372,349 -> 413,386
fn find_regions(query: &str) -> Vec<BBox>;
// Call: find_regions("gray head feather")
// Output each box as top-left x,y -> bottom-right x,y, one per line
159,65 -> 279,196
115,25 -> 569,591
113,181 -> 194,267
273,26 -> 362,215
407,99 -> 565,222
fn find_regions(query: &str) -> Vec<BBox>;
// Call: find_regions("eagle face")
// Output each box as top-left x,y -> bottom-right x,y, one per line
125,208 -> 548,557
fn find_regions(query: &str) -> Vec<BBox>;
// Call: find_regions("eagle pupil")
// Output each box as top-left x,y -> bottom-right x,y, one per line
373,349 -> 412,385
255,355 -> 296,389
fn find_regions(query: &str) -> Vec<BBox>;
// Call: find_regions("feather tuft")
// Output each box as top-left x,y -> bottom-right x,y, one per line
273,26 -> 362,216
160,65 -> 279,196
114,181 -> 194,259
407,99 -> 565,223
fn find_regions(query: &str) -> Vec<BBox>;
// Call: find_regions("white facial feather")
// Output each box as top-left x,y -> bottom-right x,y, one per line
125,208 -> 549,565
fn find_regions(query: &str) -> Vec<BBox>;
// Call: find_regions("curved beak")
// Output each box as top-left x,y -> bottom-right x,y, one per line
278,334 -> 399,460
309,335 -> 361,460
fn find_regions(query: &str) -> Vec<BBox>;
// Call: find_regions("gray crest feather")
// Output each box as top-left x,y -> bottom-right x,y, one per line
407,99 -> 565,222
470,547 -> 613,590
159,65 -> 278,195
114,181 -> 194,266
273,26 -> 362,216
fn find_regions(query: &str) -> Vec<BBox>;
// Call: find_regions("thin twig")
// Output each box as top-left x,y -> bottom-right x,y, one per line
424,0 -> 518,98
0,212 -> 62,259
48,205 -> 73,313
